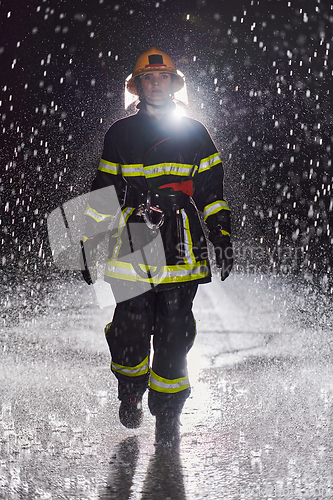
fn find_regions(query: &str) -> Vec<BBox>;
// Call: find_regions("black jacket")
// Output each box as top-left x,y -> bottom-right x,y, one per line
84,105 -> 231,288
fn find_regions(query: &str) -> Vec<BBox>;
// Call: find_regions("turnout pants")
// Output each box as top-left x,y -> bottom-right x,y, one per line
105,283 -> 198,415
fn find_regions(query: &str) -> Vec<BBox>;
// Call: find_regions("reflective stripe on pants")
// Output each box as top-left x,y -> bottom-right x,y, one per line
111,356 -> 149,377
149,369 -> 190,394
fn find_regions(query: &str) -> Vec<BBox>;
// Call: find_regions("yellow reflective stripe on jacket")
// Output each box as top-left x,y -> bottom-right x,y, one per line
203,200 -> 230,221
110,207 -> 135,260
149,369 -> 190,393
191,165 -> 198,176
181,209 -> 195,265
111,356 -> 149,377
104,260 -> 209,284
118,162 -> 193,178
84,203 -> 114,223
98,158 -> 120,175
144,163 -> 193,178
121,164 -> 145,177
99,159 -> 213,178
198,153 -> 221,173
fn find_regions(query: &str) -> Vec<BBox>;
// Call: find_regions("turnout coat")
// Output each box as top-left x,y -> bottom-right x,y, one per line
84,104 -> 231,289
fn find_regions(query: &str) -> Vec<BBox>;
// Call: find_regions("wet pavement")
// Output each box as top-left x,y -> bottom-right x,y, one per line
1,274 -> 333,499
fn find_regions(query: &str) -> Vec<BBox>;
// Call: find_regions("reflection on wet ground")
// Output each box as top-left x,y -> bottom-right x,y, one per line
0,275 -> 333,499
101,436 -> 186,500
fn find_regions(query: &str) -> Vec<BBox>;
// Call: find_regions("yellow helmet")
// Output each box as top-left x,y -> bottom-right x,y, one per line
126,46 -> 184,96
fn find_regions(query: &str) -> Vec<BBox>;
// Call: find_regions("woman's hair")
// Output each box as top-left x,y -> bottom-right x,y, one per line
134,76 -> 143,99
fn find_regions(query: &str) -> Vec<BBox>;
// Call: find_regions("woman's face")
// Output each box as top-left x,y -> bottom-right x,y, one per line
140,72 -> 172,106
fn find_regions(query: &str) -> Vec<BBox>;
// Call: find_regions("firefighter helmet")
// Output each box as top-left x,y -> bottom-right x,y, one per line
126,47 -> 184,96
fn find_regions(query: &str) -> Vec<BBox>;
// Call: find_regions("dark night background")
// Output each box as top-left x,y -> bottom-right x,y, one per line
0,0 -> 332,304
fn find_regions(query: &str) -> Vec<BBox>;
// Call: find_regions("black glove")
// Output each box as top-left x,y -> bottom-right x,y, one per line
209,231 -> 233,281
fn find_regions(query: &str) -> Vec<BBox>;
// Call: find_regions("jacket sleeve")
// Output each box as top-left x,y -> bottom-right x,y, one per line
83,125 -> 126,239
192,124 -> 231,237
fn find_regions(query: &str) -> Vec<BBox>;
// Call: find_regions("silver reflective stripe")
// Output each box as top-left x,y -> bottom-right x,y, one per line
106,264 -> 136,277
181,209 -> 195,265
98,159 -> 120,175
121,164 -> 145,177
198,153 -> 221,173
105,261 -> 209,283
203,200 -> 230,220
84,204 -> 112,222
110,207 -> 135,260
111,356 -> 149,377
149,370 -> 190,393
145,163 -> 193,178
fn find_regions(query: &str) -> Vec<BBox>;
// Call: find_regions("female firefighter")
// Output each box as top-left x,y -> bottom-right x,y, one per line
82,47 -> 233,446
